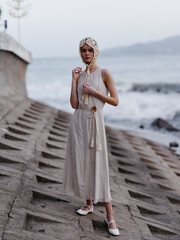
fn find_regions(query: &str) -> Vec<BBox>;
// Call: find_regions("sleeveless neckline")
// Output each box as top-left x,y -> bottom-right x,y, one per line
84,67 -> 101,75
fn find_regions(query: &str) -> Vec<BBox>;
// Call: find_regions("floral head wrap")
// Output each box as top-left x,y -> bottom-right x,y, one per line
79,37 -> 99,66
79,37 -> 99,105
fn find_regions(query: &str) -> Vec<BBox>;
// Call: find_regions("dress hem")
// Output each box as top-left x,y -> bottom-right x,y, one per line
62,188 -> 112,204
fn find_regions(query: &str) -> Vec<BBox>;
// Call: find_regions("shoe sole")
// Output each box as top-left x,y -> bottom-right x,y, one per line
76,210 -> 93,215
77,211 -> 93,215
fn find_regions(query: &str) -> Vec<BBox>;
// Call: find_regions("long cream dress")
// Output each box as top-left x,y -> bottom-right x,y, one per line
62,68 -> 112,204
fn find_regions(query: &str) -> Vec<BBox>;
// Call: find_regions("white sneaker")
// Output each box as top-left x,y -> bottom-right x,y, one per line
104,217 -> 120,236
76,205 -> 94,215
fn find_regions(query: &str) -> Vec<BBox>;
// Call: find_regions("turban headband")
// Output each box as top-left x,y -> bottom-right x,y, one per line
79,37 -> 99,105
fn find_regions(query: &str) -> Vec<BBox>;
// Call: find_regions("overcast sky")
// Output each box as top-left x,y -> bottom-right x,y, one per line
1,0 -> 180,58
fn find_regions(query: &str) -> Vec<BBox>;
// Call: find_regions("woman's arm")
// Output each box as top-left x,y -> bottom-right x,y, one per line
70,67 -> 82,109
82,69 -> 119,106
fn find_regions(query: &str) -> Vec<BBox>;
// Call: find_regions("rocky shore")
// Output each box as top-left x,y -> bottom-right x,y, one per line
0,33 -> 180,240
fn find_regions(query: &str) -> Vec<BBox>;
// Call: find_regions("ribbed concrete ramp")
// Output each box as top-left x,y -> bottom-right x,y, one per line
0,98 -> 180,240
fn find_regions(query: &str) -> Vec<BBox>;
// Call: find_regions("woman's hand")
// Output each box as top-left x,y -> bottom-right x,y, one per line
70,67 -> 82,109
72,67 -> 82,82
82,83 -> 98,95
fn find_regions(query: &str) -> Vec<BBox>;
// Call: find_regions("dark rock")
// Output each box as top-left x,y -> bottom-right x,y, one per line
169,142 -> 179,147
139,125 -> 144,129
151,118 -> 180,131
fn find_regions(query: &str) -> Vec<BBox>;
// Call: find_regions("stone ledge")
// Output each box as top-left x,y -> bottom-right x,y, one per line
0,32 -> 31,63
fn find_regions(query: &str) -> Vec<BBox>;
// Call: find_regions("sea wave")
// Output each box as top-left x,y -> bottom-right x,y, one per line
132,83 -> 180,93
26,56 -> 180,141
173,110 -> 180,119
119,83 -> 180,93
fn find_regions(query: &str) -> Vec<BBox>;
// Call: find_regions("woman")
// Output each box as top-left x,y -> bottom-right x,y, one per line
62,37 -> 119,236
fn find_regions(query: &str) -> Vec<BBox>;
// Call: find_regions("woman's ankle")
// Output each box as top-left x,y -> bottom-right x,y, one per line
86,200 -> 93,207
106,213 -> 114,220
107,213 -> 114,216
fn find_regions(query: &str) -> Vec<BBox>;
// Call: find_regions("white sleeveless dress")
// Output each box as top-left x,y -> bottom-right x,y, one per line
62,68 -> 112,204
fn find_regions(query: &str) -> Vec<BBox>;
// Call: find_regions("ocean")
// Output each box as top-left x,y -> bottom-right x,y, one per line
26,55 -> 180,153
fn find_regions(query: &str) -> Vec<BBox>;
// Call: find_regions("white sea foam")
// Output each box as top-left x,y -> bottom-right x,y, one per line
26,55 -> 180,150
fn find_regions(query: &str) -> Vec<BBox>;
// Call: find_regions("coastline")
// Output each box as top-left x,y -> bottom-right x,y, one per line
1,33 -> 180,239
26,55 -> 180,159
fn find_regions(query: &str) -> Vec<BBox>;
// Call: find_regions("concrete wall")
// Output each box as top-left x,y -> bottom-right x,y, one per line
0,32 -> 32,119
0,50 -> 28,97
0,32 -> 31,98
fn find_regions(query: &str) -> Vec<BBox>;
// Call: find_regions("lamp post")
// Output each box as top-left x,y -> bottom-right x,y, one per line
9,0 -> 30,43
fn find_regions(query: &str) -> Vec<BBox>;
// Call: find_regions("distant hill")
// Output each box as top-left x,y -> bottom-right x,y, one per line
101,36 -> 180,56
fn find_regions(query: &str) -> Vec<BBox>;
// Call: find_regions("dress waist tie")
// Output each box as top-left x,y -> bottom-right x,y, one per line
78,106 -> 102,151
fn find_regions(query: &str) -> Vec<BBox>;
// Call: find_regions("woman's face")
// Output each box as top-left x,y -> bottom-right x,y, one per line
80,44 -> 94,64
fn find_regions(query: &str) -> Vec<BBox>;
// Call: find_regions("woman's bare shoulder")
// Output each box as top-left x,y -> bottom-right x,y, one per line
101,68 -> 113,81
